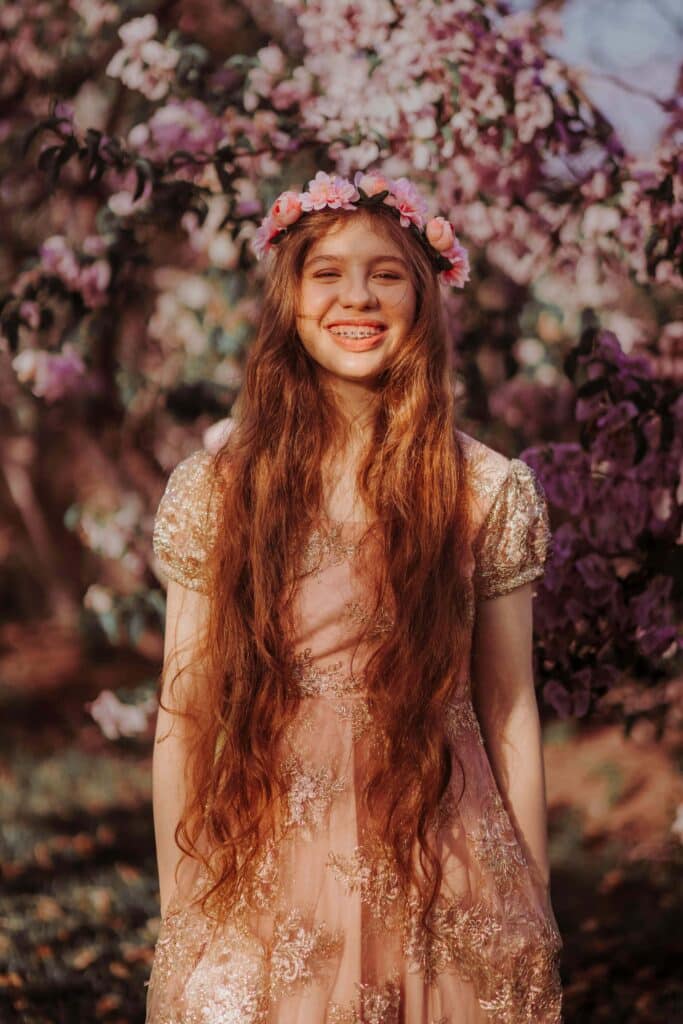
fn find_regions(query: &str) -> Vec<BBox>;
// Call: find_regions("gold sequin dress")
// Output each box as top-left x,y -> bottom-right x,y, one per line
146,432 -> 563,1023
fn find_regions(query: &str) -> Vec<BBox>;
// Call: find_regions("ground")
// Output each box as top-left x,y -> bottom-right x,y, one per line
0,625 -> 681,1023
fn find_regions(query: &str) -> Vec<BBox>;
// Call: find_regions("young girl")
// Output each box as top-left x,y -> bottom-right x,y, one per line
146,171 -> 563,1023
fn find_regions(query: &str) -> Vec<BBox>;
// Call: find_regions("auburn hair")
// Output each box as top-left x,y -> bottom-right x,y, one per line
168,204 -> 475,929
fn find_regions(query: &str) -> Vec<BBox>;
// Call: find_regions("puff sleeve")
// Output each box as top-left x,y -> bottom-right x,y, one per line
473,458 -> 552,601
152,449 -> 220,593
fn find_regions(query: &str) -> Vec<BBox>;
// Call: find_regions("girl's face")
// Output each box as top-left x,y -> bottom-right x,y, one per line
295,217 -> 417,388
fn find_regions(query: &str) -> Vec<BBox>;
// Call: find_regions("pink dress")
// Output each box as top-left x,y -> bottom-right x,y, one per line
146,432 -> 563,1023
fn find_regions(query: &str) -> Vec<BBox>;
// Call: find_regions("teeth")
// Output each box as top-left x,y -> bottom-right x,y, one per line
329,326 -> 384,338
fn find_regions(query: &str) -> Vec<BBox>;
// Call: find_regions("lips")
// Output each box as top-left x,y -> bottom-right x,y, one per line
326,321 -> 387,330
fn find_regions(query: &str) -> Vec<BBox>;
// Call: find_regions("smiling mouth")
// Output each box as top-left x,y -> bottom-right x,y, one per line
326,325 -> 388,352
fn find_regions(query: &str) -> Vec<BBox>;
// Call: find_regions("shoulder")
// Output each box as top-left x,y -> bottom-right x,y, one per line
456,431 -> 552,598
161,448 -> 219,503
456,429 -> 515,531
152,448 -> 223,591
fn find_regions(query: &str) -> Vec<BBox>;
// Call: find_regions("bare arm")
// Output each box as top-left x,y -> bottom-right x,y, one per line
153,579 -> 209,917
471,582 -> 551,890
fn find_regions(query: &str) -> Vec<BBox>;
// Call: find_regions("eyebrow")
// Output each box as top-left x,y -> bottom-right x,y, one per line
305,254 -> 408,268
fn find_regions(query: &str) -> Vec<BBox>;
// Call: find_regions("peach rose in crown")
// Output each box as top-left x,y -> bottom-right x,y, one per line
270,191 -> 302,229
425,216 -> 455,253
353,171 -> 390,197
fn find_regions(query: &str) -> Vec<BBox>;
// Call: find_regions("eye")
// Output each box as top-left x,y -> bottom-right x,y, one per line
313,272 -> 403,280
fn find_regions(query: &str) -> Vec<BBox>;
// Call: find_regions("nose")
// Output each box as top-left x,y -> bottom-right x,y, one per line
339,270 -> 380,308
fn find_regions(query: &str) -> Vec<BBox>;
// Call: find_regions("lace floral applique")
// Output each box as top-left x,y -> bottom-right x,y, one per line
268,908 -> 344,998
242,839 -> 280,913
327,974 -> 401,1024
290,649 -> 374,737
444,697 -> 482,742
344,598 -> 395,641
281,754 -> 346,836
470,790 -> 527,896
334,698 -> 373,740
403,890 -> 563,1022
292,647 -> 364,699
402,892 -> 503,987
298,521 -> 359,577
326,840 -> 403,925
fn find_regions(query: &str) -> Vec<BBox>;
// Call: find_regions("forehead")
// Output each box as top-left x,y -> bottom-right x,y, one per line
304,215 -> 406,264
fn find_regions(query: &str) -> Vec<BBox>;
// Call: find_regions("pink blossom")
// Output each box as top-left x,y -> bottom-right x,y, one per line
12,348 -> 43,386
440,239 -> 471,288
36,346 -> 87,402
128,100 -> 225,165
79,260 -> 111,308
82,235 -> 107,258
12,344 -> 87,403
71,0 -> 118,35
383,177 -> 428,229
118,13 -> 157,47
87,689 -> 156,741
300,171 -> 359,212
425,216 -> 455,253
40,236 -> 80,287
271,67 -> 313,111
252,214 -> 280,259
106,14 -> 178,100
83,583 -> 113,615
19,300 -> 40,329
353,171 -> 391,197
270,190 -> 302,228
514,92 -> 554,144
257,44 -> 285,76
107,172 -> 152,217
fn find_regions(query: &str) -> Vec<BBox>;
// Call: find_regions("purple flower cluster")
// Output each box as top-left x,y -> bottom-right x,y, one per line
523,331 -> 682,718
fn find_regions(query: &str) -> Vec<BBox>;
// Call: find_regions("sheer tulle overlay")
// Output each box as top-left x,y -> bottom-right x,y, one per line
147,435 -> 563,1023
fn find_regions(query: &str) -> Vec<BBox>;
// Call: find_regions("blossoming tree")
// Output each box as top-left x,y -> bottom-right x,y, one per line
0,0 -> 680,732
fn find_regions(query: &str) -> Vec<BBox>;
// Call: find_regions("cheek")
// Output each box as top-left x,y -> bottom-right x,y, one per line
298,281 -> 331,314
394,288 -> 417,328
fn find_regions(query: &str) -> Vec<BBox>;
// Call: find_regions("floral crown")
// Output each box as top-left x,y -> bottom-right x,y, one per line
252,170 -> 470,289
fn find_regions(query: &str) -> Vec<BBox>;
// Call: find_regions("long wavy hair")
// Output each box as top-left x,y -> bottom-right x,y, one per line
169,203 -> 475,927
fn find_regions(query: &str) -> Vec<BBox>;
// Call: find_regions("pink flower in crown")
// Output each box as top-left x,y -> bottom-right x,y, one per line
440,239 -> 471,288
253,214 -> 280,259
383,177 -> 429,230
300,171 -> 359,212
353,171 -> 391,197
270,190 -> 302,229
425,216 -> 455,254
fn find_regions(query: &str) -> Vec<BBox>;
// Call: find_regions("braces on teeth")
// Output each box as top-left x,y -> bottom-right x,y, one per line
329,327 -> 384,337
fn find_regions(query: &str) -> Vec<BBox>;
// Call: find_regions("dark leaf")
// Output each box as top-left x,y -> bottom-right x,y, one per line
167,150 -> 200,170
214,159 -> 233,194
234,134 -> 255,153
133,160 -> 153,202
631,421 -> 648,464
576,376 -> 608,399
3,313 -> 21,352
37,145 -> 63,173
